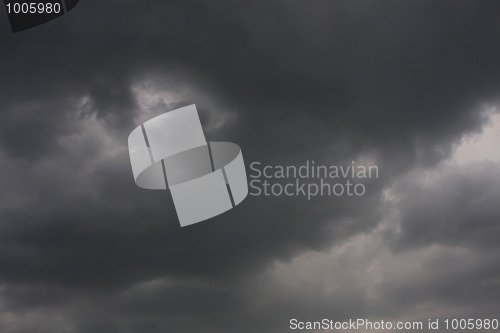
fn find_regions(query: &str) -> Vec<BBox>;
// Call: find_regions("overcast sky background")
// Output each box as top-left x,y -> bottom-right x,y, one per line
0,1 -> 500,332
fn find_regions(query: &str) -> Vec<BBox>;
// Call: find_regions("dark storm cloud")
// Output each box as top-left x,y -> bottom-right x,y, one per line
395,162 -> 500,250
0,0 -> 500,332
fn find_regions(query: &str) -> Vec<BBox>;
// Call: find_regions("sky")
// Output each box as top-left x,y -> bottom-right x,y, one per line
0,1 -> 500,332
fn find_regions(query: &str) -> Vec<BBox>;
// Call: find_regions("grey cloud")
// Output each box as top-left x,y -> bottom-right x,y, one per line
395,162 -> 500,250
0,0 -> 500,332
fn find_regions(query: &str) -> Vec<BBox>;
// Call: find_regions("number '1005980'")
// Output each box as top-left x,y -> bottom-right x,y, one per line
6,2 -> 61,14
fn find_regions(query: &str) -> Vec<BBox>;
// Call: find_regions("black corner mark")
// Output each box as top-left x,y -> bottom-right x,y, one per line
4,0 -> 80,33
